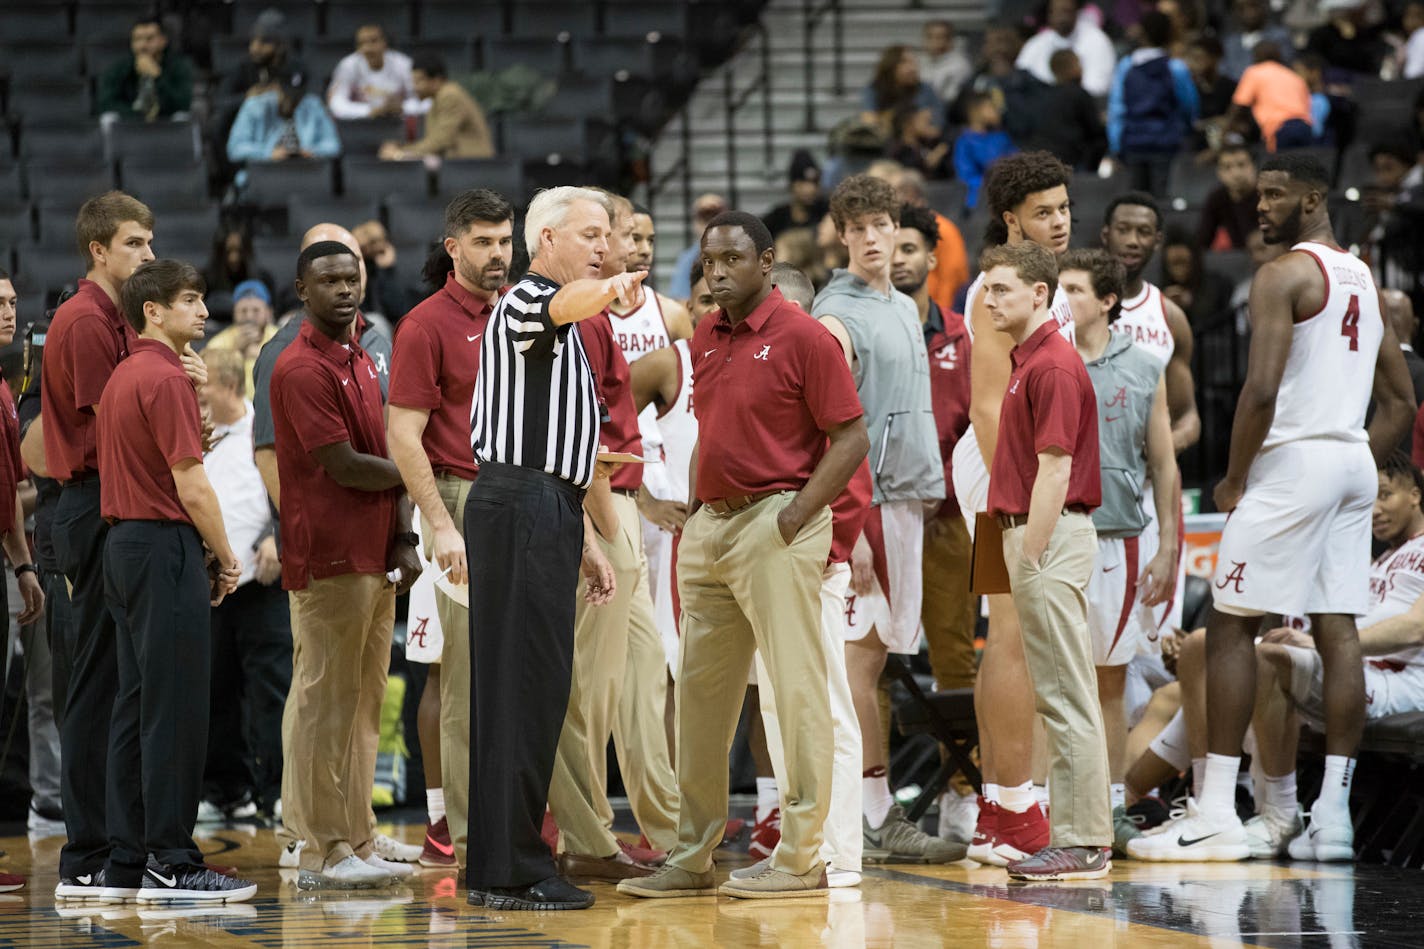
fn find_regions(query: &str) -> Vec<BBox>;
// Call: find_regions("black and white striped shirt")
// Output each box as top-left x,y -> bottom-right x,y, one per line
471,273 -> 601,488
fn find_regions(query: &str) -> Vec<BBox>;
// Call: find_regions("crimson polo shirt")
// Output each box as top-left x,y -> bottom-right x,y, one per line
389,272 -> 499,480
830,460 -> 872,565
96,339 -> 205,523
42,278 -> 137,482
0,381 -> 22,533
691,289 -> 863,502
578,309 -> 643,492
988,319 -> 1101,517
926,303 -> 972,520
271,319 -> 396,590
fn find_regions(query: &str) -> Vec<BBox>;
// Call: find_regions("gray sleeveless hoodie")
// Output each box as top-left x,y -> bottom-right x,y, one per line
1083,331 -> 1163,537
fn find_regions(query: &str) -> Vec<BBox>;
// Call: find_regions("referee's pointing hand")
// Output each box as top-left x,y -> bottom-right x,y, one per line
607,270 -> 648,311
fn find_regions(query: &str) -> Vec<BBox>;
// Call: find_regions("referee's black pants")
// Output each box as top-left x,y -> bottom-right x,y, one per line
50,478 -> 115,878
464,461 -> 584,889
103,520 -> 210,883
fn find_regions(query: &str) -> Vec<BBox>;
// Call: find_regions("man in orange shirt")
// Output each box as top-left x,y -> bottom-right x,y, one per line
1229,42 -> 1314,151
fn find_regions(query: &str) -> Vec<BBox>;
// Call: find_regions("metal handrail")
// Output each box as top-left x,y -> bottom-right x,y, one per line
648,106 -> 695,240
803,0 -> 843,132
721,21 -> 775,209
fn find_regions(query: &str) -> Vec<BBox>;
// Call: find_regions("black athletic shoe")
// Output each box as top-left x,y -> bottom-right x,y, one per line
467,875 -> 594,911
55,870 -> 108,901
137,863 -> 258,903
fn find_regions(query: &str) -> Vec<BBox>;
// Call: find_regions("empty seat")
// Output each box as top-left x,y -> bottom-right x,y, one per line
251,235 -> 298,284
0,165 -> 24,203
210,36 -> 257,79
19,127 -> 106,164
83,37 -> 133,77
108,121 -> 202,164
416,2 -> 506,40
6,79 -> 92,124
502,117 -> 614,163
242,160 -> 338,205
230,0 -> 320,45
600,1 -> 692,39
36,205 -> 84,250
342,157 -> 430,199
509,3 -> 598,39
479,35 -> 570,75
122,161 -> 209,205
14,245 -> 85,301
435,158 -> 525,201
385,198 -> 448,244
0,203 -> 34,247
24,164 -> 118,205
324,1 -> 415,40
1165,152 -> 1221,210
571,35 -> 691,84
0,7 -> 71,39
287,195 -> 384,237
306,38 -> 360,89
0,42 -> 84,81
1337,141 -> 1371,190
74,1 -> 158,42
335,117 -> 406,158
147,204 -> 220,251
404,39 -> 476,74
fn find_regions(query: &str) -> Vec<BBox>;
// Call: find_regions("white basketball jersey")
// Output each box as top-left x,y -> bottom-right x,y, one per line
1264,242 -> 1381,449
1114,282 -> 1174,368
611,292 -> 673,458
964,270 -> 1075,346
657,339 -> 697,504
1365,534 -> 1424,667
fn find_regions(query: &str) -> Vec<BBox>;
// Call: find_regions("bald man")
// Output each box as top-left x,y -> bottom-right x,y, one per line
1387,289 -> 1424,408
249,224 -> 412,869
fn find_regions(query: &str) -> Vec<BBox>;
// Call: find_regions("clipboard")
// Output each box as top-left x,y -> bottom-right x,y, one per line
970,513 -> 1012,595
597,452 -> 649,464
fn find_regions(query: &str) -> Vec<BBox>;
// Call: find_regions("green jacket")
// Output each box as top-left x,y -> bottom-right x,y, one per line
97,49 -> 193,118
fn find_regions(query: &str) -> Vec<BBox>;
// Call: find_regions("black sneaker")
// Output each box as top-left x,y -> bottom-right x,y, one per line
468,875 -> 594,911
137,863 -> 258,903
55,870 -> 109,901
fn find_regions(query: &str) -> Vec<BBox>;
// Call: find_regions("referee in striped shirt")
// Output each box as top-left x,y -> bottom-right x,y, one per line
466,186 -> 641,912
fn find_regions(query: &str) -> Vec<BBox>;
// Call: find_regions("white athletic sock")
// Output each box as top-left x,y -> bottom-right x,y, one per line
426,787 -> 445,824
863,767 -> 894,828
1110,783 -> 1126,811
1033,784 -> 1051,813
1198,754 -> 1241,821
983,783 -> 1001,804
1000,782 -> 1036,814
1191,757 -> 1207,799
1262,772 -> 1299,815
755,777 -> 779,823
1314,755 -> 1355,819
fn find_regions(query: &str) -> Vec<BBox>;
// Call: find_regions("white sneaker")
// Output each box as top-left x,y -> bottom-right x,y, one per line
826,868 -> 862,888
27,807 -> 66,839
297,855 -> 392,890
1126,800 -> 1250,862
195,801 -> 226,824
937,790 -> 978,843
278,840 -> 304,869
1243,807 -> 1303,859
1287,810 -> 1354,862
364,854 -> 414,882
372,833 -> 422,863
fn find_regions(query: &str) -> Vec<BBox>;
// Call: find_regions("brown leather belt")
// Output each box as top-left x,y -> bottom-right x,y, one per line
996,505 -> 1091,530
703,490 -> 781,516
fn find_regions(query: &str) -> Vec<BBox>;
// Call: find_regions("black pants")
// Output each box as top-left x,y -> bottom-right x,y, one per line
465,461 -> 584,889
204,580 -> 292,813
103,520 -> 211,883
42,566 -> 73,727
50,478 -> 115,878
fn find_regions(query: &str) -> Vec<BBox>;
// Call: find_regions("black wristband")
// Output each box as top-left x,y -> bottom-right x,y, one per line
14,563 -> 36,579
395,531 -> 419,548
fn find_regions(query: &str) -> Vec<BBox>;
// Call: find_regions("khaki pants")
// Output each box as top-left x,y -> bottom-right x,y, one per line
284,573 -> 395,871
548,492 -> 678,856
422,473 -> 474,867
1003,513 -> 1111,848
922,513 -> 977,691
672,493 -> 833,876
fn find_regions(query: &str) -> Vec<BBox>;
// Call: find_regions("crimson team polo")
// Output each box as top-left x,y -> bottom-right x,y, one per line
0,380 -> 23,532
926,303 -> 972,520
987,319 -> 1102,517
388,272 -> 499,480
271,319 -> 396,590
830,460 -> 873,565
691,289 -> 863,503
578,309 -> 644,492
96,339 -> 205,524
42,279 -> 137,482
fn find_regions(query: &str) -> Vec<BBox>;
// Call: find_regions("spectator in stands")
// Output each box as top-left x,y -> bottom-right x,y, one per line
1401,0 -> 1424,79
1220,0 -> 1293,80
204,281 -> 277,398
774,227 -> 830,291
1196,144 -> 1259,250
1019,50 -> 1104,172
352,220 -> 414,321
379,55 -> 492,162
954,93 -> 1016,209
1228,42 -> 1315,151
763,150 -> 830,239
327,24 -> 423,120
227,79 -> 341,166
97,17 -> 193,125
1159,229 -> 1233,326
668,193 -> 727,298
204,223 -> 275,300
1016,0 -> 1117,96
860,45 -> 943,141
220,9 -> 308,102
1108,11 -> 1199,196
890,105 -> 951,178
952,25 -> 1047,146
1305,0 -> 1389,78
920,20 -> 974,103
1364,140 -> 1424,310
1184,35 -> 1237,152
1384,290 -> 1424,420
1293,54 -> 1334,143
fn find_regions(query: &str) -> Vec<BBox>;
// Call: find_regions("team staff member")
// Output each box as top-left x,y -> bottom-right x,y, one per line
96,260 -> 256,903
270,242 -> 422,890
620,212 -> 868,901
388,188 -> 513,870
465,187 -> 629,912
0,273 -> 44,642
983,241 -> 1110,881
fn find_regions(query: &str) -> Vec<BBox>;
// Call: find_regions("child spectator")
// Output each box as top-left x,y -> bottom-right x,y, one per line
1196,144 -> 1259,250
890,105 -> 951,178
1228,42 -> 1314,151
954,93 -> 1016,209
1108,11 -> 1199,195
1020,50 -> 1106,171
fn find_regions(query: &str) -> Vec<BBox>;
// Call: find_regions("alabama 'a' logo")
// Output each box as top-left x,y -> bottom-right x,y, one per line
1216,561 -> 1247,594
844,594 -> 858,626
409,616 -> 430,648
1104,386 -> 1128,408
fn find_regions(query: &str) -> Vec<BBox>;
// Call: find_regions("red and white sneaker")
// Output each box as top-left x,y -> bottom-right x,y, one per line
966,798 -> 1000,864
0,872 -> 24,893
989,805 -> 1051,867
747,808 -> 781,860
420,817 -> 457,868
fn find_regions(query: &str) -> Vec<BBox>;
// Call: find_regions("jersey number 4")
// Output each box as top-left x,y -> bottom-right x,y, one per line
1341,294 -> 1360,352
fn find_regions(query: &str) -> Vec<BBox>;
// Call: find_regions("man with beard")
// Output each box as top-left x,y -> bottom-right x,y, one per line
1131,154 -> 1416,862
388,189 -> 513,871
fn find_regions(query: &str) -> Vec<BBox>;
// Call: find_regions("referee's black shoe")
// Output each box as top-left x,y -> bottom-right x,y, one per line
137,862 -> 258,903
467,875 -> 594,911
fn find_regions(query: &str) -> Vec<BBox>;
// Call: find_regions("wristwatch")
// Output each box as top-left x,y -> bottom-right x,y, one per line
14,563 -> 36,579
395,531 -> 419,548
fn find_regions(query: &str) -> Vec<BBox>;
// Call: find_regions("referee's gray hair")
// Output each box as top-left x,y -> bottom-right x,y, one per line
524,186 -> 612,259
